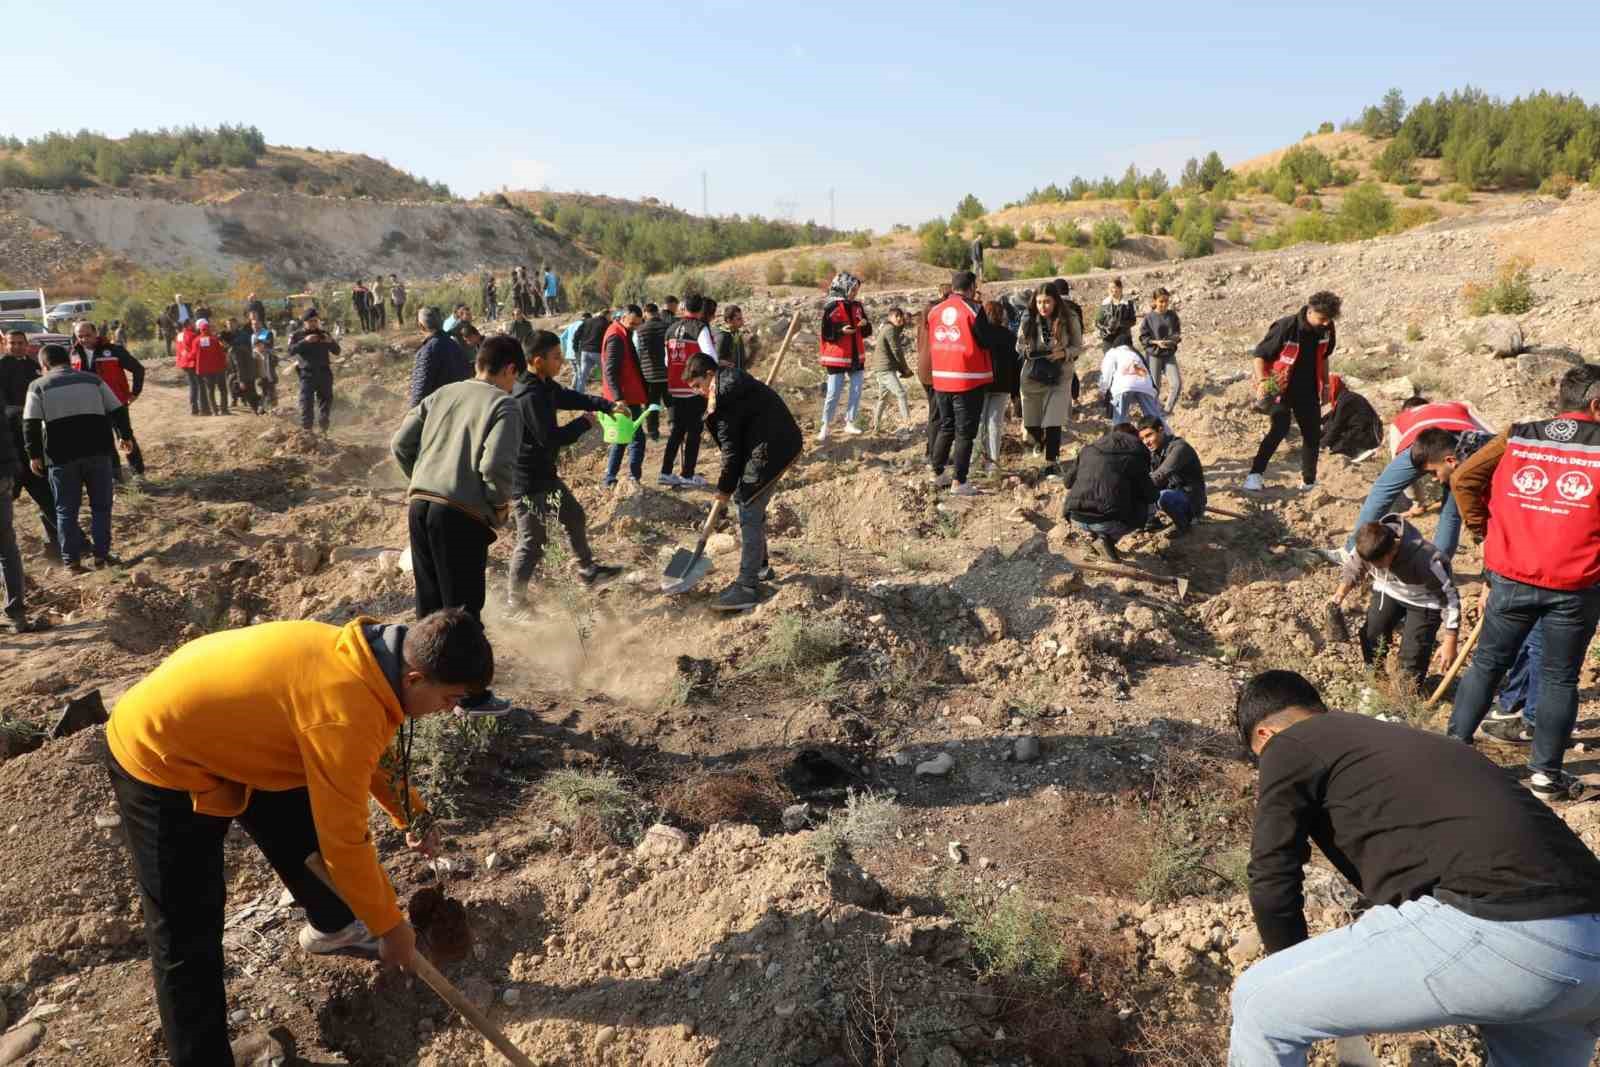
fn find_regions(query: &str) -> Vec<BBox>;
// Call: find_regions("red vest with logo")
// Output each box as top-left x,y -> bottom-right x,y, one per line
1270,320 -> 1334,400
600,321 -> 647,406
664,316 -> 707,398
1392,401 -> 1488,454
73,342 -> 132,404
927,295 -> 992,393
818,299 -> 866,370
1485,413 -> 1600,591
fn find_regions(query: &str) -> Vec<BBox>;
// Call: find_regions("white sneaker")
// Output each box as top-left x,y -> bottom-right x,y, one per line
816,427 -> 830,442
1242,473 -> 1265,492
680,474 -> 710,489
299,918 -> 378,956
950,482 -> 981,497
1352,447 -> 1380,463
1300,480 -> 1317,492
657,472 -> 683,487
844,422 -> 865,436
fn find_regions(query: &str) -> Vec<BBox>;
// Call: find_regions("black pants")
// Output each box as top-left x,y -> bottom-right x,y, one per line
298,366 -> 333,431
644,380 -> 670,439
923,384 -> 939,459
1361,591 -> 1442,686
203,372 -> 229,414
662,394 -> 707,478
931,390 -> 983,484
409,498 -> 490,620
108,755 -> 354,1067
371,300 -> 385,329
15,458 -> 57,544
185,369 -> 210,415
1024,425 -> 1063,462
1250,387 -> 1322,485
507,482 -> 592,605
355,302 -> 371,332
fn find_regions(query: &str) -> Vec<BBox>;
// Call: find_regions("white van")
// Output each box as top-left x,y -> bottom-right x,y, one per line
0,289 -> 47,323
45,298 -> 94,331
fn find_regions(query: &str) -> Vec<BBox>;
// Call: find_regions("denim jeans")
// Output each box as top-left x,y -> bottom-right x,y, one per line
574,350 -> 599,394
1147,352 -> 1182,411
0,476 -> 22,618
1157,488 -> 1200,530
822,369 -> 864,429
979,392 -> 1009,464
603,404 -> 645,485
1072,517 -> 1133,544
1449,573 -> 1600,775
1343,448 -> 1463,559
1499,621 -> 1545,723
48,455 -> 114,564
1229,896 -> 1600,1067
737,481 -> 776,587
872,371 -> 910,427
1114,389 -> 1169,432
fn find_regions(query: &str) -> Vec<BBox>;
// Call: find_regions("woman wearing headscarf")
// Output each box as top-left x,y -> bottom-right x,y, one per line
816,272 -> 872,441
1014,287 -> 1082,471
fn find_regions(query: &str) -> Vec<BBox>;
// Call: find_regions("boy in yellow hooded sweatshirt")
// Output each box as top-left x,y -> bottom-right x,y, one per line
105,607 -> 494,1067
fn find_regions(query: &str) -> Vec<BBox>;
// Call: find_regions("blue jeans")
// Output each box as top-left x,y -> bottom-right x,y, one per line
1114,389 -> 1169,431
1072,518 -> 1133,544
602,404 -> 646,485
822,369 -> 864,428
1499,621 -> 1545,723
574,350 -> 599,394
1229,896 -> 1600,1067
1448,573 -> 1600,775
1157,488 -> 1201,530
1344,448 -> 1462,559
48,455 -> 114,564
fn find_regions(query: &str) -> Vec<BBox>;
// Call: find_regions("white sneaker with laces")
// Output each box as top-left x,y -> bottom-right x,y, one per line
657,472 -> 683,487
680,474 -> 710,489
299,918 -> 378,956
1242,473 -> 1265,492
844,422 -> 865,436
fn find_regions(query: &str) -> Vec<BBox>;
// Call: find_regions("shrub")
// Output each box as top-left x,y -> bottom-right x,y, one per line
1252,210 -> 1340,251
1089,242 -> 1112,269
1318,121 -> 1336,134
1540,173 -> 1576,200
1394,204 -> 1440,232
918,219 -> 968,269
980,260 -> 1001,282
1337,182 -> 1395,239
1402,182 -> 1423,198
1053,220 -> 1087,247
1293,194 -> 1321,211
539,768 -> 639,845
1130,203 -> 1154,235
1061,251 -> 1091,275
1092,218 -> 1124,248
1278,145 -> 1334,191
1406,322 -> 1424,342
789,255 -> 816,286
808,789 -> 900,861
1017,223 -> 1035,242
857,251 -> 888,284
1464,257 -> 1535,316
404,714 -> 504,817
849,232 -> 871,249
1374,135 -> 1417,183
1272,174 -> 1297,203
1172,199 -> 1217,258
814,259 -> 837,287
952,193 -> 986,221
993,224 -> 1018,249
1153,193 -> 1179,235
1024,251 -> 1055,277
1332,165 -> 1359,186
1441,183 -> 1471,204
1225,220 -> 1246,244
949,887 -> 1065,982
747,612 -> 847,675
764,258 -> 787,286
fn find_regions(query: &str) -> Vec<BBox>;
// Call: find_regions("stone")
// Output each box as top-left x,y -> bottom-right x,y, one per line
781,803 -> 811,831
946,841 -> 967,864
502,987 -> 522,1006
635,824 -> 691,859
129,568 -> 155,589
1123,604 -> 1158,630
1013,735 -> 1041,763
376,550 -> 402,573
958,714 -> 983,729
1044,570 -> 1083,596
93,812 -> 122,829
914,753 -> 954,778
927,1046 -> 965,1067
1518,346 -> 1584,383
594,1025 -> 617,1049
705,532 -> 738,555
1228,929 -> 1263,969
1477,316 -> 1526,358
973,606 -> 1006,640
289,542 -> 323,576
826,856 -> 888,911
773,999 -> 799,1018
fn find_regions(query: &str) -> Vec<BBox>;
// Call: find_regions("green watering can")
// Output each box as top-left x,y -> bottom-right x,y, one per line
596,404 -> 662,444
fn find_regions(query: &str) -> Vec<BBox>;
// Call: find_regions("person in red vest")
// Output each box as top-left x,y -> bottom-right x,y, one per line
927,270 -> 1009,497
70,321 -> 146,478
817,271 -> 872,442
1327,394 -> 1495,563
660,295 -> 716,488
1243,291 -> 1341,492
1447,363 -> 1600,801
191,319 -> 231,416
175,320 -> 204,415
600,304 -> 648,489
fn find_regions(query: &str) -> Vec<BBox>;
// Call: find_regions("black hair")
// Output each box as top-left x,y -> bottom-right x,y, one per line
1408,428 -> 1458,469
526,329 -> 561,357
1355,521 -> 1399,563
1235,670 -> 1326,752
460,324 -> 483,341
684,353 -> 718,381
40,343 -> 70,367
1111,421 -> 1137,435
1399,395 -> 1430,410
1307,290 -> 1343,319
1558,363 -> 1600,412
1136,416 -> 1165,434
624,304 -> 642,317
1049,278 -> 1070,297
7,327 -> 27,338
405,607 -> 495,688
664,294 -> 679,305
683,294 -> 706,315
476,334 -> 525,376
951,270 -> 977,292
643,302 -> 659,315
724,304 -> 741,321
702,297 -> 718,318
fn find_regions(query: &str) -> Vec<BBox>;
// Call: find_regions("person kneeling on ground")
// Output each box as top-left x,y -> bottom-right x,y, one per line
106,607 -> 493,1067
1331,516 -> 1460,689
507,329 -> 623,610
1061,421 -> 1155,562
1320,373 -> 1381,460
1136,417 -> 1205,534
1229,669 -> 1600,1067
685,353 -> 802,612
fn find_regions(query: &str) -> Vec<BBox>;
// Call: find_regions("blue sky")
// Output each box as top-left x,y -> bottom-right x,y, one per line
3,0 -> 1597,229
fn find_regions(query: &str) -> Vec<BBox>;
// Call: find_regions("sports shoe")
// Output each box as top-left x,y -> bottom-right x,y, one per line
65,560 -> 91,575
816,426 -> 830,442
1485,705 -> 1524,723
679,474 -> 710,489
1529,770 -> 1589,801
932,471 -> 954,489
5,614 -> 51,634
950,482 -> 981,497
1315,546 -> 1350,565
577,563 -> 623,585
298,918 -> 378,956
1481,718 -> 1534,744
94,555 -> 121,569
1300,480 -> 1317,492
1352,447 -> 1380,463
657,472 -> 684,488
844,422 -> 865,436
457,691 -> 514,717
712,582 -> 760,612
1085,534 -> 1122,563
1242,473 -> 1265,492
756,564 -> 777,582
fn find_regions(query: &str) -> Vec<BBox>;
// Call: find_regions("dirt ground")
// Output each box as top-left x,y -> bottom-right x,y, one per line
5,189 -> 1600,1067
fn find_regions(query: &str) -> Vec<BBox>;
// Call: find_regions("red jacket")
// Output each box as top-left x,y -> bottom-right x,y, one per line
927,295 -> 992,393
1392,401 -> 1488,454
1485,412 -> 1600,591
174,325 -> 197,369
600,321 -> 646,406
664,315 -> 708,398
818,299 -> 870,371
71,340 -> 142,405
192,326 -> 228,376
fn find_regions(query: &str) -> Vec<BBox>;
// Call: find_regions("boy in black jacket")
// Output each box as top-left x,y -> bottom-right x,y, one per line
506,330 -> 623,609
1061,422 -> 1156,561
1244,291 -> 1340,492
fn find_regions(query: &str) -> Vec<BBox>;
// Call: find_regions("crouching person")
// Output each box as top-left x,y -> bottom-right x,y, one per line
684,353 -> 802,612
105,608 -> 494,1067
1136,416 -> 1205,534
1061,422 -> 1156,562
1230,669 -> 1600,1067
1331,516 -> 1460,688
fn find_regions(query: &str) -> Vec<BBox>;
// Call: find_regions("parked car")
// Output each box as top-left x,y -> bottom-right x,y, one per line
45,298 -> 94,332
0,320 -> 72,359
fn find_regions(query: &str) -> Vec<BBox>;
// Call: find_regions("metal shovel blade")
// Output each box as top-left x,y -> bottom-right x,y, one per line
660,555 -> 712,595
1176,577 -> 1190,601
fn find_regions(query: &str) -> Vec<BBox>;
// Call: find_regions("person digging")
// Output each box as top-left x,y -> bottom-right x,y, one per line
105,608 -> 494,1067
684,353 -> 802,612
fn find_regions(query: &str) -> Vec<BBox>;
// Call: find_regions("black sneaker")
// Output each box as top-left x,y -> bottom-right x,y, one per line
756,564 -> 777,582
577,563 -> 623,585
93,555 -> 121,570
1529,770 -> 1589,801
5,615 -> 51,634
712,582 -> 761,612
456,691 -> 514,717
1481,718 -> 1534,744
65,560 -> 90,575
1085,535 -> 1122,563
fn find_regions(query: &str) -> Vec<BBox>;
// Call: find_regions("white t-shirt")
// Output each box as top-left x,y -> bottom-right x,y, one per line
1100,345 -> 1155,399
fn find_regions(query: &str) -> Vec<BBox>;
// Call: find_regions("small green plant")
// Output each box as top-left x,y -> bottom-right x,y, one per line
1394,204 -> 1440,232
1017,223 -> 1035,242
1402,182 -> 1423,198
809,789 -> 901,861
981,259 -> 1001,282
894,543 -> 936,572
1089,241 -> 1112,269
858,251 -> 888,284
1406,321 -> 1424,342
1225,220 -> 1246,244
1464,257 -> 1535,316
399,712 -> 504,817
1024,251 -> 1055,277
1272,174 -> 1297,204
949,886 -> 1065,982
0,715 -> 44,757
764,258 -> 787,286
789,254 -> 816,286
1539,173 -> 1575,200
1441,184 -> 1471,204
539,768 -> 636,828
747,611 -> 848,675
993,224 -> 1018,249
850,232 -> 871,249
1051,220 -> 1087,247
1091,218 -> 1124,248
1061,251 -> 1091,275
1137,786 -> 1249,905
1130,203 -> 1154,235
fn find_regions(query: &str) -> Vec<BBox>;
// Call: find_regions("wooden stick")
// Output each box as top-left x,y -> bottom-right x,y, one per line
1426,612 -> 1486,706
305,855 -> 535,1067
1205,505 -> 1249,520
762,311 -> 804,386
1068,557 -> 1175,586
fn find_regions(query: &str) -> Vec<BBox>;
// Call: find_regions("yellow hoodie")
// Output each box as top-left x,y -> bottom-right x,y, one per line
107,618 -> 425,936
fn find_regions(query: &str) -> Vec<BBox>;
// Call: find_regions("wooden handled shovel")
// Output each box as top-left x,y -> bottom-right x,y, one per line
304,854 -> 535,1067
763,311 -> 803,386
661,497 -> 729,594
1426,611 -> 1486,707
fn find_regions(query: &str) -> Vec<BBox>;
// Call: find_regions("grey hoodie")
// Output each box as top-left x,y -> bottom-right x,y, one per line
1340,514 -> 1460,631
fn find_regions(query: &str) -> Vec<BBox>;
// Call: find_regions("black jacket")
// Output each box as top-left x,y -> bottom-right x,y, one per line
574,315 -> 609,354
0,388 -> 16,478
1062,428 -> 1156,527
706,366 -> 802,502
1148,434 -> 1206,514
407,331 -> 470,408
1255,307 -> 1337,399
288,329 -> 341,372
511,372 -> 612,494
1322,389 -> 1382,457
1249,711 -> 1600,954
986,324 -> 1021,396
1138,309 -> 1181,357
634,317 -> 669,382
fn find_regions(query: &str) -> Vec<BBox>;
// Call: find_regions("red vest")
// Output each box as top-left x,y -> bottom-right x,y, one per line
174,327 -> 196,369
818,299 -> 866,370
927,295 -> 992,393
72,342 -> 132,404
1271,329 -> 1333,400
600,321 -> 647,406
192,331 -> 227,376
1485,413 -> 1600,591
664,316 -> 707,398
1393,401 -> 1488,454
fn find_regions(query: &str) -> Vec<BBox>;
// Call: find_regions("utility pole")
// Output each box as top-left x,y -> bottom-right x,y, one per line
828,187 -> 836,230
702,170 -> 708,216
